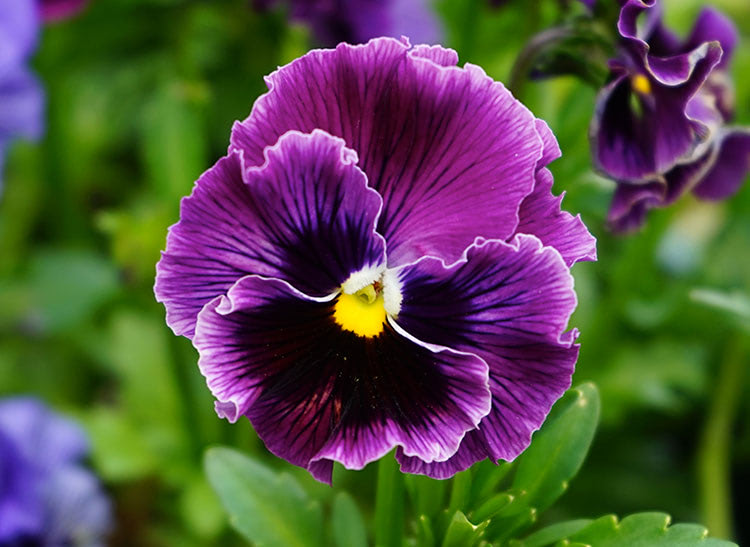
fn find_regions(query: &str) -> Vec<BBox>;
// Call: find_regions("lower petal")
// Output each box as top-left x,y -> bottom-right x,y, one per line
394,236 -> 579,467
194,275 -> 491,481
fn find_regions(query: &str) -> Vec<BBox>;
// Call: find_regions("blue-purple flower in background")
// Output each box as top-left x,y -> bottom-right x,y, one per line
254,0 -> 441,46
0,397 -> 111,546
155,38 -> 596,482
591,0 -> 750,231
0,0 -> 44,193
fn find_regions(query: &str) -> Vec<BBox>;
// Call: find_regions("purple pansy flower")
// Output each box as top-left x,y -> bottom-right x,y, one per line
39,0 -> 90,22
255,0 -> 441,46
591,0 -> 750,231
155,37 -> 596,482
0,397 -> 111,545
0,0 -> 44,193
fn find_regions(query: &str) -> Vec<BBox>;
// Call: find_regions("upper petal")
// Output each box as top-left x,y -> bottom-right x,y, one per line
515,120 -> 596,267
684,8 -> 738,70
155,129 -> 386,338
392,235 -> 579,475
193,275 -> 491,483
230,37 -> 543,267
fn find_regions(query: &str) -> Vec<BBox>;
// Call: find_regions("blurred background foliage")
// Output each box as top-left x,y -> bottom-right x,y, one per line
0,0 -> 748,545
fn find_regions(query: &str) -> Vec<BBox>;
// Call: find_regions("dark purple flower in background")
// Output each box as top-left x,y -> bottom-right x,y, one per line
0,0 -> 44,193
591,0 -> 750,232
39,0 -> 90,22
255,0 -> 441,46
0,397 -> 111,545
156,38 -> 596,482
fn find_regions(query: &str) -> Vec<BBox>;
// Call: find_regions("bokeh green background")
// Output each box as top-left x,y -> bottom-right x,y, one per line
1,0 -> 748,544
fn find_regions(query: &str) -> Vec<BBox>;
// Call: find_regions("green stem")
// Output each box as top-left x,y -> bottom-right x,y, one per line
375,455 -> 405,547
697,335 -> 748,540
508,25 -> 573,99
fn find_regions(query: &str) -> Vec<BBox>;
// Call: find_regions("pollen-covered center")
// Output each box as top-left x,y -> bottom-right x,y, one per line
334,283 -> 387,338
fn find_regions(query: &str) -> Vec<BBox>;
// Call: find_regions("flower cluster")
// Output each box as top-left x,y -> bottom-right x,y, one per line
591,0 -> 750,231
253,0 -> 441,46
0,0 -> 44,192
156,37 -> 596,482
0,397 -> 111,545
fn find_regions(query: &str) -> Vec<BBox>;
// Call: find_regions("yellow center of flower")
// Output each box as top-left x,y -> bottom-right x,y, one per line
333,285 -> 386,337
631,73 -> 652,95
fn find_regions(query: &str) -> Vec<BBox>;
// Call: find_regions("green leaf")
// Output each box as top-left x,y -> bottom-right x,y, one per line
469,460 -> 512,508
513,519 -> 592,547
204,447 -> 323,547
511,383 -> 600,513
441,511 -> 487,547
470,492 -> 514,523
567,513 -> 737,547
375,455 -> 405,547
416,515 -> 436,547
448,470 -> 472,515
332,492 -> 367,547
19,249 -> 119,332
179,474 -> 225,539
406,474 -> 449,520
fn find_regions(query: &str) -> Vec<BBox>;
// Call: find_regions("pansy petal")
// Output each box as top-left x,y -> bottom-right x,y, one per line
43,466 -> 111,545
607,145 -> 717,232
0,428 -> 43,541
193,275 -> 491,482
155,129 -> 386,338
684,7 -> 738,69
409,44 -> 459,67
0,0 -> 38,72
0,398 -> 88,469
395,430 -> 491,479
534,118 -> 561,169
515,168 -> 597,266
231,37 -> 542,266
0,66 -> 44,142
386,0 -> 442,45
692,129 -> 750,200
394,236 -> 578,469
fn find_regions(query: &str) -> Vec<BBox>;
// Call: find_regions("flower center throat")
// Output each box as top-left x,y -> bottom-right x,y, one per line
333,284 -> 387,337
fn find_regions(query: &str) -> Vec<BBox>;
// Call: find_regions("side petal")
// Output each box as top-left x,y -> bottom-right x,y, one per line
393,235 -> 579,470
193,275 -> 491,482
155,129 -> 386,338
692,129 -> 750,200
230,37 -> 542,266
515,168 -> 597,266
